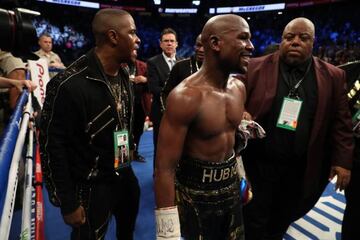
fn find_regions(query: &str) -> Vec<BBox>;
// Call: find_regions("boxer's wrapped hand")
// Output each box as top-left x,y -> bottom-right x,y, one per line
155,206 -> 181,240
235,120 -> 266,154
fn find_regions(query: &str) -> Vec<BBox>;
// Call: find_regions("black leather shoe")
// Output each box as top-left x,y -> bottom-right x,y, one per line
134,153 -> 146,162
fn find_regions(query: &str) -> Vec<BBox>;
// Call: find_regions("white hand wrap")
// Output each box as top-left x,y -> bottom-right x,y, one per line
236,155 -> 246,179
155,206 -> 181,240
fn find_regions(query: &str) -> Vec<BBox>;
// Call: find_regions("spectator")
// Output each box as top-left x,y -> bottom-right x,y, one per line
130,59 -> 148,162
161,33 -> 204,105
0,50 -> 27,128
0,76 -> 36,91
240,17 -> 354,240
147,28 -> 180,170
34,33 -> 65,77
39,9 -> 141,239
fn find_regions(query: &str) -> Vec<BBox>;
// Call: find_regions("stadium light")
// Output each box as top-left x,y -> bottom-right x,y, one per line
192,0 -> 200,6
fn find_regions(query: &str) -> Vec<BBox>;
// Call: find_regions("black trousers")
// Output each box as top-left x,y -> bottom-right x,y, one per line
151,107 -> 162,171
133,101 -> 145,152
243,162 -> 308,240
342,163 -> 360,240
71,167 -> 140,240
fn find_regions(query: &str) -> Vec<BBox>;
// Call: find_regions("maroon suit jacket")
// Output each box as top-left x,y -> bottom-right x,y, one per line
134,60 -> 151,116
135,59 -> 147,77
242,51 -> 354,201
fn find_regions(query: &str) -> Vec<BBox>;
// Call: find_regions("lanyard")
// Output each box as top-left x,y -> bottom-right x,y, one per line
285,60 -> 312,99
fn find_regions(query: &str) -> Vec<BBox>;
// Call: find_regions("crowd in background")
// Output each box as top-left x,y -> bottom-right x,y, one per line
29,2 -> 360,65
1,1 -> 359,239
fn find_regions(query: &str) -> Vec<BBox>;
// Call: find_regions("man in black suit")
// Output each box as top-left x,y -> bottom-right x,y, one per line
161,34 -> 204,106
147,28 -> 179,169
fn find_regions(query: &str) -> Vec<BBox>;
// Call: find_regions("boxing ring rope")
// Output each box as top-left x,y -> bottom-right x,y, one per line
20,119 -> 34,240
34,135 -> 45,240
0,91 -> 30,217
0,93 -> 46,240
0,63 -> 62,239
0,92 -> 32,239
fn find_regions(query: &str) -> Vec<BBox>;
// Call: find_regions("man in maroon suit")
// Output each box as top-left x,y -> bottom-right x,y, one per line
241,17 -> 354,240
130,59 -> 149,162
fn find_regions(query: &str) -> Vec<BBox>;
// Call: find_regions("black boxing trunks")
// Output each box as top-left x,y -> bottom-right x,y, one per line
175,152 -> 244,240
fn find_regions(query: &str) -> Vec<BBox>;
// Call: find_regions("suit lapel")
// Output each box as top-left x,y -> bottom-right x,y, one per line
159,54 -> 170,73
258,53 -> 280,118
309,57 -> 328,145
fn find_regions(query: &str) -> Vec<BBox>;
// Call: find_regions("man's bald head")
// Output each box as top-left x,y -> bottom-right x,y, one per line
280,17 -> 315,66
200,14 -> 253,74
195,34 -> 201,44
194,34 -> 204,62
92,9 -> 130,45
283,17 -> 315,38
201,14 -> 249,49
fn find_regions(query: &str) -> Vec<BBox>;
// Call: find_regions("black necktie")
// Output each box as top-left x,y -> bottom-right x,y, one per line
290,68 -> 303,87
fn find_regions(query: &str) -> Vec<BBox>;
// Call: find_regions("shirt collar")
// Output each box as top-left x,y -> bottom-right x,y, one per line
37,49 -> 53,57
162,52 -> 176,62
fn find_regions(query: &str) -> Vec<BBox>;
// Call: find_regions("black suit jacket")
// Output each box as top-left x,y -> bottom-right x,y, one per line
161,56 -> 199,107
147,54 -> 179,124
